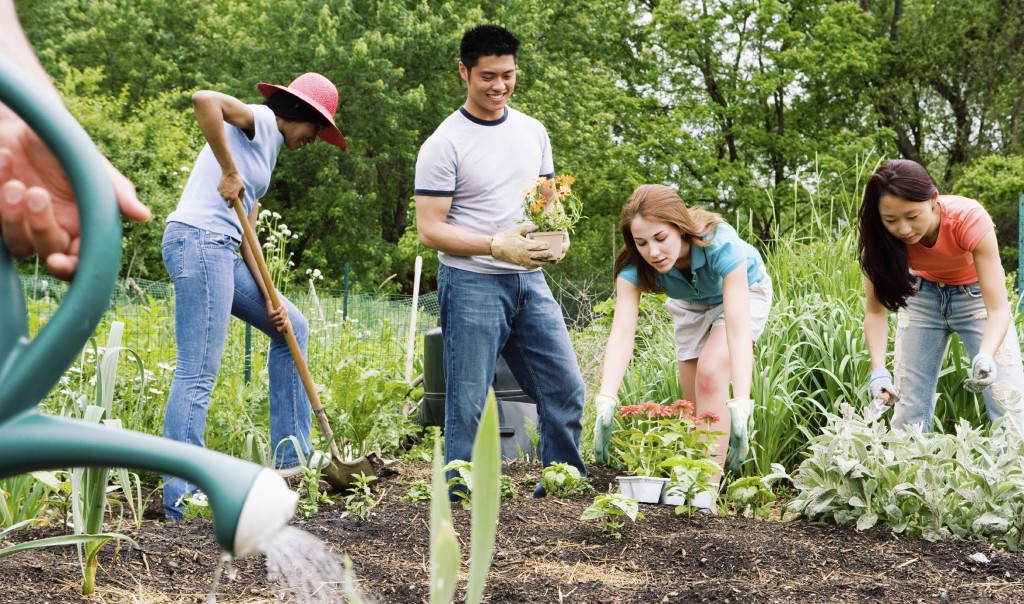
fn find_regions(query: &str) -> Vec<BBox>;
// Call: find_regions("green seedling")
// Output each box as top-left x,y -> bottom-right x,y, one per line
580,493 -> 643,539
341,473 -> 378,520
541,462 -> 594,497
406,480 -> 431,502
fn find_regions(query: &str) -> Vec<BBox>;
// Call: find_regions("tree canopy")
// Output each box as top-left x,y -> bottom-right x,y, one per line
16,0 -> 1024,290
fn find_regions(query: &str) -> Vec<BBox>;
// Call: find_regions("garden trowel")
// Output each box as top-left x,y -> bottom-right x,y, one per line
864,389 -> 898,422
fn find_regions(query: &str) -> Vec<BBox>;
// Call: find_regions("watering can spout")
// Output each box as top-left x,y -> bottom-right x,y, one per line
234,469 -> 300,557
0,413 -> 297,557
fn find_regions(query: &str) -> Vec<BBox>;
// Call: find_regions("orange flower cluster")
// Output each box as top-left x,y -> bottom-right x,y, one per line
520,173 -> 583,233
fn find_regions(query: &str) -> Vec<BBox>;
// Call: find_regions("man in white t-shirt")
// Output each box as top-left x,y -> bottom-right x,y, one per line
414,24 -> 585,498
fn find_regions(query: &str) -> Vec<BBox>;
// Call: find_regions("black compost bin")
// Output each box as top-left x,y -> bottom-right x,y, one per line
419,327 -> 539,460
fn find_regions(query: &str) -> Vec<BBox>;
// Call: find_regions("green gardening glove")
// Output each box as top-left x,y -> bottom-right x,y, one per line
725,398 -> 754,472
593,394 -> 618,465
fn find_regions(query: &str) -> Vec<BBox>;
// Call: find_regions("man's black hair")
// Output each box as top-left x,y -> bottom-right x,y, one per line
264,91 -> 329,126
459,24 -> 520,71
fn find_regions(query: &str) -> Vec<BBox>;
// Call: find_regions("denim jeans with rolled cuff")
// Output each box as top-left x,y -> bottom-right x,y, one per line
160,222 -> 313,520
892,276 -> 1024,432
438,265 -> 586,498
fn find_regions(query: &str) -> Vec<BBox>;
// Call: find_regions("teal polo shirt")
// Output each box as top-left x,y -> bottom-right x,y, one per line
618,223 -> 766,305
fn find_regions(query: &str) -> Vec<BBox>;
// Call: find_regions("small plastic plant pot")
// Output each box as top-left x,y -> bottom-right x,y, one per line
616,476 -> 668,504
526,231 -> 567,262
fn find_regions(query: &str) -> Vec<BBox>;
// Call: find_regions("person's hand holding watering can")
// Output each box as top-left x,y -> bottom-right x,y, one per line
0,0 -> 150,279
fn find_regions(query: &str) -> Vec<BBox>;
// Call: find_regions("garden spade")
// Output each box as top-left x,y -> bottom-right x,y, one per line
864,389 -> 898,423
233,199 -> 370,493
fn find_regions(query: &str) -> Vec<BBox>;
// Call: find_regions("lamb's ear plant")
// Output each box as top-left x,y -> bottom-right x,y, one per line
429,389 -> 501,604
769,404 -> 1024,550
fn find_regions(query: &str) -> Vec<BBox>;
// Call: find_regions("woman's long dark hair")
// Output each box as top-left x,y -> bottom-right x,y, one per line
264,91 -> 330,127
857,159 -> 937,311
614,184 -> 722,293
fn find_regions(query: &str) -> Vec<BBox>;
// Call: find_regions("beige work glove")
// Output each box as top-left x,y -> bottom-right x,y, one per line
559,231 -> 570,258
490,224 -> 553,269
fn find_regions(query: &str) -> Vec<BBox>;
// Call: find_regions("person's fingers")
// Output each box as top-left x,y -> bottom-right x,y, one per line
46,250 -> 79,281
25,186 -> 71,258
105,160 -> 151,222
1,179 -> 33,256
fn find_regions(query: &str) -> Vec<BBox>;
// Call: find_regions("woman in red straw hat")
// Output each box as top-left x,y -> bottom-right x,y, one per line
160,73 -> 345,520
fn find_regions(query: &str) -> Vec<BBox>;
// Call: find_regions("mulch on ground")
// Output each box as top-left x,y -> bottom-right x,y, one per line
1,460 -> 1022,603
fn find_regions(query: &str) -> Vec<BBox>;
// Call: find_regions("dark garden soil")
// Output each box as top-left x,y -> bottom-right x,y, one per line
2,460 -> 1023,603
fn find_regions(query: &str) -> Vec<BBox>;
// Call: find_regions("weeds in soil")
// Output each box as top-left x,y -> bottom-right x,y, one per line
541,462 -> 594,497
341,473 -> 378,520
580,493 -> 643,539
405,480 -> 431,502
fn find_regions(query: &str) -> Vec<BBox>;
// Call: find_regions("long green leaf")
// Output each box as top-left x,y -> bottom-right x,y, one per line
429,430 -> 459,604
0,532 -> 137,559
465,389 -> 501,604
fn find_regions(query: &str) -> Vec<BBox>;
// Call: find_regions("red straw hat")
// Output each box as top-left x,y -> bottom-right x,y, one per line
257,73 -> 347,149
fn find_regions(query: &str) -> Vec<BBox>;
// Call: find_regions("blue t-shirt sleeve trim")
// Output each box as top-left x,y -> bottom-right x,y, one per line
540,171 -> 555,179
414,189 -> 456,197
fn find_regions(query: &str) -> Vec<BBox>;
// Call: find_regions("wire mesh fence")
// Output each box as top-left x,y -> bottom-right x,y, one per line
20,273 -> 441,375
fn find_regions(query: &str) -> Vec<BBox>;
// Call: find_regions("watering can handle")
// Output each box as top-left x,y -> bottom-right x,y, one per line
0,56 -> 121,421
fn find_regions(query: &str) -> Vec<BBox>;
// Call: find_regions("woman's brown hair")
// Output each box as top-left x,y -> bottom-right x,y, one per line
614,184 -> 723,293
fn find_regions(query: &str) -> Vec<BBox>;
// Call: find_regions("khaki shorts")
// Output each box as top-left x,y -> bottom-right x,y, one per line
665,273 -> 773,362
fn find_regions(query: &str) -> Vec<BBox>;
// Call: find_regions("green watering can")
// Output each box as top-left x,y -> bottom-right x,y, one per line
0,57 -> 296,557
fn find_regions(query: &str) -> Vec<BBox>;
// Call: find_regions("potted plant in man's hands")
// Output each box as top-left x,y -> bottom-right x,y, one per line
521,174 -> 583,262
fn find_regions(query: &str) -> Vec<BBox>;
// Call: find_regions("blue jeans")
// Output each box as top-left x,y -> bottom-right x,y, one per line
892,277 -> 1024,432
161,222 -> 312,519
438,265 -> 585,490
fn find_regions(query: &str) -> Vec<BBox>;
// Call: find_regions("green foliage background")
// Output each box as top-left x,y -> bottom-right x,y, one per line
16,0 -> 1024,290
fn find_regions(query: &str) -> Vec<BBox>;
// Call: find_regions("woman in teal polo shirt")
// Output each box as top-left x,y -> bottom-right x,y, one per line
593,184 -> 773,478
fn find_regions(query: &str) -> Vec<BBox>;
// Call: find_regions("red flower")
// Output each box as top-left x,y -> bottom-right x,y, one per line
618,405 -> 642,418
669,399 -> 695,416
697,411 -> 721,425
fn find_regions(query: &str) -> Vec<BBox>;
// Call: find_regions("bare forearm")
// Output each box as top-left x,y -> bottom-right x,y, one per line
0,1 -> 61,119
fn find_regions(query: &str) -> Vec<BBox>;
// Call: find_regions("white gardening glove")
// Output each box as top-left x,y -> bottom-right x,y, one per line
725,398 -> 753,472
593,394 -> 618,465
867,367 -> 896,400
490,224 -> 553,269
964,353 -> 997,393
560,231 -> 570,257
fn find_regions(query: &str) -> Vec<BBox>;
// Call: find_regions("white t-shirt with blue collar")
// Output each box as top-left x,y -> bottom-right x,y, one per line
618,223 -> 766,305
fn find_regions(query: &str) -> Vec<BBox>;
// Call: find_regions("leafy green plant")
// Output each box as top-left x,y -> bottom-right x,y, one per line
580,493 -> 644,539
662,456 -> 719,515
725,476 -> 777,519
181,491 -> 212,520
499,475 -> 517,501
341,473 -> 379,520
443,459 -> 474,509
329,359 -> 418,457
610,400 -> 721,477
765,404 -> 1024,549
405,480 -> 431,502
541,463 -> 594,497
